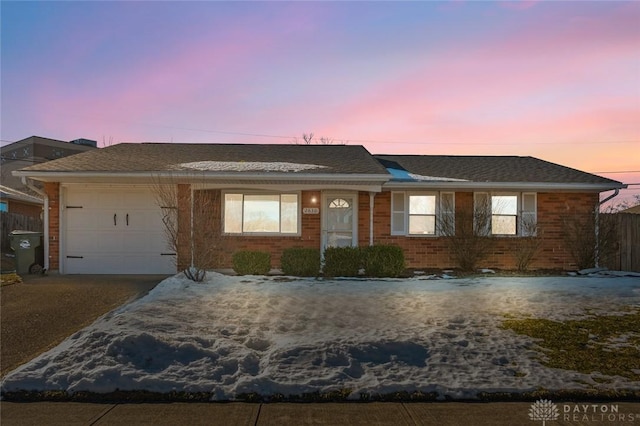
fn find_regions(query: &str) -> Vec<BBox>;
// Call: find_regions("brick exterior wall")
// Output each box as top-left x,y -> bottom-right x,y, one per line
177,189 -> 322,270
44,182 -> 60,272
174,186 -> 599,272
371,191 -> 599,270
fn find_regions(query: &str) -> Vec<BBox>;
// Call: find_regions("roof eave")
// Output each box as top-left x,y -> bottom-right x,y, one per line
13,170 -> 391,184
0,192 -> 44,204
382,181 -> 627,192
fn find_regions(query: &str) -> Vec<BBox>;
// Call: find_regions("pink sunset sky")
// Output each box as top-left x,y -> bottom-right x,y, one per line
1,1 -> 639,204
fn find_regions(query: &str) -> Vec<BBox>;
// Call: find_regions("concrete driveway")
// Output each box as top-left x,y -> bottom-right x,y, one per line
0,274 -> 168,377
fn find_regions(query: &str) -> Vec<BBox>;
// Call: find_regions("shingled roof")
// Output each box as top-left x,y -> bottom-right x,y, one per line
375,155 -> 622,186
14,143 -> 623,191
18,143 -> 388,175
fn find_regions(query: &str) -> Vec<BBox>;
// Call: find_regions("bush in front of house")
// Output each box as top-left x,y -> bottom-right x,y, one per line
232,250 -> 271,275
281,247 -> 321,277
322,246 -> 362,277
362,244 -> 406,277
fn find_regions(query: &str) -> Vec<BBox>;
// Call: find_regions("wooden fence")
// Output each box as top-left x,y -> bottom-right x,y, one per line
0,212 -> 43,252
603,213 -> 640,272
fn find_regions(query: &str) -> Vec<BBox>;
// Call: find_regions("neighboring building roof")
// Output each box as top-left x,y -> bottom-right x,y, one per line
0,184 -> 43,205
375,155 -> 624,190
17,143 -> 389,176
619,205 -> 640,214
0,136 -> 97,162
1,135 -> 98,193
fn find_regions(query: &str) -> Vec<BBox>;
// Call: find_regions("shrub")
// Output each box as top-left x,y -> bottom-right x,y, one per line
232,250 -> 271,275
281,248 -> 321,276
512,217 -> 541,272
438,205 -> 493,272
362,245 -> 406,277
562,208 -> 618,270
322,246 -> 362,277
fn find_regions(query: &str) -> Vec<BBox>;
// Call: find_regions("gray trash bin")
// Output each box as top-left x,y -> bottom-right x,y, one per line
9,230 -> 44,274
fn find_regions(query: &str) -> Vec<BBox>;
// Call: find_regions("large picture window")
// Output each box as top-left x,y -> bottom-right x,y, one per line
391,192 -> 455,236
224,192 -> 299,235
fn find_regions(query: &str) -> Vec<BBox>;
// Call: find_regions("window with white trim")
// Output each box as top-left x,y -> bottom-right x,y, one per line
474,192 -> 537,236
391,192 -> 455,236
224,192 -> 299,235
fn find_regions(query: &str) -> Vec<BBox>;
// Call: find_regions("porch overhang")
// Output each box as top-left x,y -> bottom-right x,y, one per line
13,170 -> 389,192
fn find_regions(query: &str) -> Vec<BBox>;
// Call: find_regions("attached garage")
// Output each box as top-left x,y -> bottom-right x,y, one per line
62,185 -> 176,274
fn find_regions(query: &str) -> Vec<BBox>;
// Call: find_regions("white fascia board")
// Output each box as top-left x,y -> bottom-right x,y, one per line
194,182 -> 384,192
382,181 -> 627,192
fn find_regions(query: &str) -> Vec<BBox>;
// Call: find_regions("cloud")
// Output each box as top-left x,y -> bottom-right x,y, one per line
499,0 -> 540,11
312,2 -> 639,148
4,0 -> 638,173
18,3 -> 336,142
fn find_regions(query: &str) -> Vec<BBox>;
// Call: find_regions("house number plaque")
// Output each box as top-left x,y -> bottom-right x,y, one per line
303,207 -> 319,214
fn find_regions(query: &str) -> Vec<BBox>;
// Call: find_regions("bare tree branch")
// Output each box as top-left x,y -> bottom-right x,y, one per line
438,198 -> 493,272
151,176 -> 222,281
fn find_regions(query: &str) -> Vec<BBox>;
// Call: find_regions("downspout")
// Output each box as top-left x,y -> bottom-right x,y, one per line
21,177 -> 49,271
190,185 -> 195,268
594,189 -> 619,268
369,192 -> 375,246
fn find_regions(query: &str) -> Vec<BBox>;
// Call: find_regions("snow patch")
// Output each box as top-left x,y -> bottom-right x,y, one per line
408,172 -> 468,182
2,274 -> 639,399
176,161 -> 328,173
386,168 -> 468,182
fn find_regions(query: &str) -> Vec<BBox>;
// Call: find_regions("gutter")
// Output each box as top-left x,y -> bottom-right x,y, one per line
12,170 -> 392,183
383,181 -> 627,192
594,189 -> 620,268
21,177 -> 49,272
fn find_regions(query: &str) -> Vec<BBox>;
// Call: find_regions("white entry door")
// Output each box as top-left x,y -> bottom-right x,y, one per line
322,193 -> 358,252
62,186 -> 176,274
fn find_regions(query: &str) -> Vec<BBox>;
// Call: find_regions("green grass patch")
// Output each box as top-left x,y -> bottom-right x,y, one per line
502,310 -> 640,380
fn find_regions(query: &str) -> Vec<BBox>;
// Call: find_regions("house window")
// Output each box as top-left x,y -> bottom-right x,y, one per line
492,195 -> 518,235
0,201 -> 7,212
409,195 -> 436,235
224,192 -> 299,235
474,192 -> 537,236
329,198 -> 350,209
391,192 -> 455,236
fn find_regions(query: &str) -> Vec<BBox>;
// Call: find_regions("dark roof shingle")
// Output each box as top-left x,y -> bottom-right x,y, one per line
17,143 -> 623,188
20,143 -> 389,175
374,155 -> 621,185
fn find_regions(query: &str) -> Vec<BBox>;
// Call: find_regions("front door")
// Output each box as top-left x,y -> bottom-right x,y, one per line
322,193 -> 358,252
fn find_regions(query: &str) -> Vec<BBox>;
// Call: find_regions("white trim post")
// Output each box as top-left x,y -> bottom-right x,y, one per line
369,192 -> 375,246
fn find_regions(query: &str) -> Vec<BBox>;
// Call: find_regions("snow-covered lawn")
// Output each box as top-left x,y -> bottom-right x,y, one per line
2,273 -> 639,400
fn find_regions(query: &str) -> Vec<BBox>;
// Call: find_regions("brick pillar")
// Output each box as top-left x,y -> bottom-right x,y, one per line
44,182 -> 60,272
176,184 -> 192,271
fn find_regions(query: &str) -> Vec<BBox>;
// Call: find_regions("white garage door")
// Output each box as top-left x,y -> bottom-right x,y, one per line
63,186 -> 176,274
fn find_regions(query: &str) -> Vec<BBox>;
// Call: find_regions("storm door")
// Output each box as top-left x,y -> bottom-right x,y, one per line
322,193 -> 358,251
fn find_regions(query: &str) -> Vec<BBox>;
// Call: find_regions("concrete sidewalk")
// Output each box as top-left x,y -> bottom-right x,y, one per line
2,402 -> 639,426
